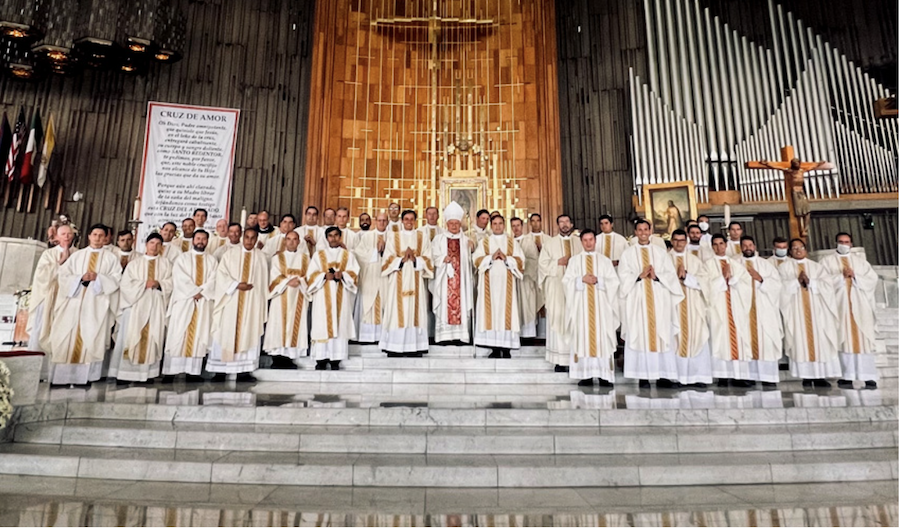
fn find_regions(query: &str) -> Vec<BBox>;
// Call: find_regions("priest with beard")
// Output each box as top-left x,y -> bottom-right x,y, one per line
109,233 -> 173,384
668,229 -> 712,387
472,214 -> 525,358
113,230 -> 139,270
354,212 -> 390,343
538,214 -> 583,372
430,202 -> 473,344
263,231 -> 311,369
564,229 -> 620,387
379,209 -> 434,356
49,224 -> 122,386
307,227 -> 360,370
617,219 -> 683,389
208,226 -> 269,382
163,230 -> 217,381
511,217 -> 540,339
735,235 -> 783,386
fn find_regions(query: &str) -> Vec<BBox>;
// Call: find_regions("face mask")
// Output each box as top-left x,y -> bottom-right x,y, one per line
837,244 -> 851,255
698,222 -> 709,232
774,248 -> 788,258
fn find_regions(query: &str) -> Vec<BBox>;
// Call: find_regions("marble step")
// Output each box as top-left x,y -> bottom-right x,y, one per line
0,443 -> 894,487
11,419 -> 897,456
291,356 -> 557,372
14,400 -> 898,429
350,344 -> 547,358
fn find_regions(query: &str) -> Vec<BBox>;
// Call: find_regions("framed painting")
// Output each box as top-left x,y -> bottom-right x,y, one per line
642,180 -> 698,236
441,177 -> 487,231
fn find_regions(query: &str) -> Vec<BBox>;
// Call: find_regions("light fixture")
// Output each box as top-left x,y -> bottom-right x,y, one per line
0,0 -> 45,41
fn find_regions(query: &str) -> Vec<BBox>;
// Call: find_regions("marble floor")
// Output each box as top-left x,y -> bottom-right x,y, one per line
0,476 -> 896,527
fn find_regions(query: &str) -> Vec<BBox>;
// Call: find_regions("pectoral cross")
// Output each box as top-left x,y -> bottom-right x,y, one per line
745,146 -> 835,242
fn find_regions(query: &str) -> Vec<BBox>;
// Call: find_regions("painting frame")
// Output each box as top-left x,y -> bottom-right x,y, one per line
642,180 -> 698,236
441,177 -> 488,231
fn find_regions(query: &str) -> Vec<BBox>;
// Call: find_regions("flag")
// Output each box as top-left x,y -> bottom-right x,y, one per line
20,109 -> 43,185
0,113 -> 10,172
37,113 -> 55,188
5,107 -> 27,182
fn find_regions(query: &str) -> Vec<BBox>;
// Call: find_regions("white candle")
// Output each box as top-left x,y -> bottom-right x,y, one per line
132,197 -> 141,220
240,207 -> 247,228
724,204 -> 731,227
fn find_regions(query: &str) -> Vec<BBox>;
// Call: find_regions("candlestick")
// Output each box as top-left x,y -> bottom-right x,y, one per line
240,207 -> 247,228
132,196 -> 141,221
724,204 -> 731,227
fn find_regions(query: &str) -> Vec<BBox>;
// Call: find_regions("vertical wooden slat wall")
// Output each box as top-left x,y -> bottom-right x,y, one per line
0,0 -> 315,241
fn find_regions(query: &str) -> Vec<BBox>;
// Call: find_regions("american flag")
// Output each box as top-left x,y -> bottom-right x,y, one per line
6,107 -> 26,182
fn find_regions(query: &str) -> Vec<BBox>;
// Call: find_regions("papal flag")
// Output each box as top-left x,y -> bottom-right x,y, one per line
5,107 -> 26,182
37,113 -> 55,188
20,109 -> 42,185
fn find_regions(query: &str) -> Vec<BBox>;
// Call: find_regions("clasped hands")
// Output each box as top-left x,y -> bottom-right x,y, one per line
639,265 -> 658,281
582,273 -> 598,285
325,270 -> 343,281
492,249 -> 507,261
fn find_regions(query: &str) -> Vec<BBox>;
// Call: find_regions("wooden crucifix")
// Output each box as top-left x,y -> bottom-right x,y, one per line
745,146 -> 835,242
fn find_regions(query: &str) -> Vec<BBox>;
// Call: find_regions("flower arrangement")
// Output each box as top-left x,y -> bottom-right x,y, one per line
0,360 -> 14,431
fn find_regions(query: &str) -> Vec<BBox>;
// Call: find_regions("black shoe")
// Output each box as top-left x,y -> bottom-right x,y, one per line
160,375 -> 176,384
186,375 -> 205,383
837,379 -> 854,388
865,380 -> 878,389
779,363 -> 789,371
717,379 -> 730,387
315,360 -> 328,371
638,379 -> 651,389
115,379 -> 129,386
210,373 -> 226,383
502,350 -> 512,359
802,379 -> 813,388
554,365 -> 569,373
488,350 -> 502,359
656,378 -> 681,389
597,379 -> 614,387
691,383 -> 707,389
577,378 -> 593,386
271,356 -> 298,370
330,360 -> 341,371
813,379 -> 832,388
386,352 -> 403,358
235,373 -> 257,383
405,352 -> 423,358
731,380 -> 753,388
761,381 -> 778,388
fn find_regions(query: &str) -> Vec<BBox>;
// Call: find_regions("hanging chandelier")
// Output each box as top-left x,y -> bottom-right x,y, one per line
0,0 -> 185,80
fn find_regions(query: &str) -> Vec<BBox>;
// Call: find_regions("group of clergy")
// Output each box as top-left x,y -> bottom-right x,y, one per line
26,203 -> 880,390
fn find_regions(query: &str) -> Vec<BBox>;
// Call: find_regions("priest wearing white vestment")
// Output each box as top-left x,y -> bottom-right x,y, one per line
512,218 -> 540,338
467,209 -> 490,245
208,227 -> 269,382
819,233 -> 879,388
703,234 -> 754,387
472,214 -> 525,358
419,206 -> 444,340
113,230 -> 140,270
597,215 -> 628,266
379,210 -> 434,356
538,214 -> 583,371
263,231 -> 311,368
160,222 -> 182,262
254,211 -> 278,249
49,224 -> 122,386
28,224 -> 74,354
163,230 -> 217,380
430,202 -> 473,344
214,222 -> 242,260
387,202 -> 402,233
307,227 -> 360,370
313,208 -> 337,251
320,207 -> 359,251
617,219 -> 684,388
173,217 -> 196,255
779,238 -> 841,387
564,229 -> 620,387
109,233 -> 173,383
354,213 -> 389,342
685,224 -> 714,262
725,221 -> 743,258
769,237 -> 790,268
296,206 -> 323,257
668,230 -> 712,387
206,219 -> 229,254
262,214 -> 298,260
527,213 -> 546,338
735,236 -> 783,385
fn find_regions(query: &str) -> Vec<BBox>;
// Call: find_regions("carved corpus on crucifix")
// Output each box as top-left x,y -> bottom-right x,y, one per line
745,146 -> 835,241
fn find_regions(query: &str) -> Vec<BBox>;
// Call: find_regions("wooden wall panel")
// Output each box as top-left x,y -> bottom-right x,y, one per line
0,0 -> 315,241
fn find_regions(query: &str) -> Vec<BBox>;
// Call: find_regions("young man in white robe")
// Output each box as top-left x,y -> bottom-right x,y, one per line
697,215 -> 713,245
511,217 -> 540,338
160,222 -> 183,262
430,202 -> 473,344
208,226 -> 269,382
213,222 -> 242,260
668,229 -> 712,387
419,206 -> 444,340
819,232 -> 879,388
527,213 -> 546,338
597,215 -> 628,266
779,238 -> 841,387
538,214 -> 583,371
564,229 -> 620,387
725,221 -> 744,258
192,208 -> 208,231
704,234 -> 754,387
163,230 -> 217,381
109,233 -> 173,383
113,230 -> 139,270
685,224 -> 714,262
354,212 -> 389,342
769,237 -> 790,268
262,214 -> 298,260
49,224 -> 122,386
467,209 -> 491,245
263,231 -> 311,369
313,208 -> 337,250
735,235 -> 783,386
307,227 -> 360,370
28,224 -> 74,355
330,207 -> 359,251
472,214 -> 525,358
379,209 -> 434,356
296,206 -> 323,257
387,202 -> 402,232
617,219 -> 684,388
